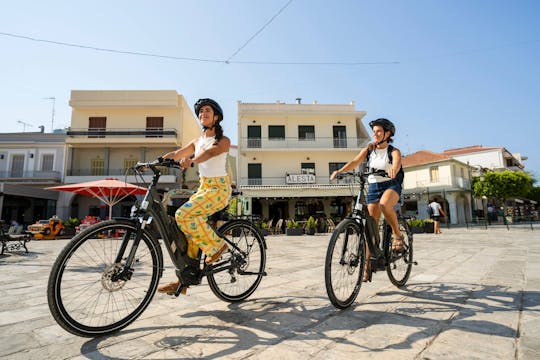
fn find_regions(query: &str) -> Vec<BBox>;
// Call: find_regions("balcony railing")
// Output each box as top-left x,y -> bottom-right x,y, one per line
0,171 -> 62,181
414,176 -> 471,190
241,176 -> 357,186
67,168 -> 179,176
240,137 -> 364,150
67,128 -> 177,138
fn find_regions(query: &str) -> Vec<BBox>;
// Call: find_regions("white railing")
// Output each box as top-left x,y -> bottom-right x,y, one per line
240,137 -> 364,150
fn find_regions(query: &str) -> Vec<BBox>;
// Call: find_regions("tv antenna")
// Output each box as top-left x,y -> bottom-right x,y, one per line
43,96 -> 56,132
17,119 -> 33,132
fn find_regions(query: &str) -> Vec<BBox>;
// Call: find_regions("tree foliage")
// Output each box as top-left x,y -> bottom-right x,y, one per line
528,186 -> 540,203
472,171 -> 533,201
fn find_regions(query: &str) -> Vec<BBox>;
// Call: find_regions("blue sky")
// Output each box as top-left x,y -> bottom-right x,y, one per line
1,0 -> 539,182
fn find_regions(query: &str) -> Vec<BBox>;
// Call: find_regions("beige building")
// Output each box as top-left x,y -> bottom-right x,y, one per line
237,99 -> 370,230
58,90 -> 201,219
401,150 -> 473,225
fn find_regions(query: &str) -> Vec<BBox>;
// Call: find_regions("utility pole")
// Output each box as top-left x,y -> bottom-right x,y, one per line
43,96 -> 56,132
17,119 -> 32,132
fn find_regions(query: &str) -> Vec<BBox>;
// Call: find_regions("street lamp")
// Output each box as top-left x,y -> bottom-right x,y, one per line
43,97 -> 56,133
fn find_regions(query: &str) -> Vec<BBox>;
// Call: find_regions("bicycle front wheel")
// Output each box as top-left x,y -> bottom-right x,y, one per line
47,219 -> 163,337
386,217 -> 413,287
325,218 -> 365,309
207,220 -> 266,302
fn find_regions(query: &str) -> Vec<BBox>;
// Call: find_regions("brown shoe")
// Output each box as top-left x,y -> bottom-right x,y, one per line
157,280 -> 187,295
205,243 -> 229,265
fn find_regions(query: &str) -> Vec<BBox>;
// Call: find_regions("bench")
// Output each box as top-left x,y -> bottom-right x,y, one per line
0,221 -> 31,255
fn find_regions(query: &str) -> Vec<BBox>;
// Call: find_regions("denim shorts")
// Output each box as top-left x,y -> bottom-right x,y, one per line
367,180 -> 402,204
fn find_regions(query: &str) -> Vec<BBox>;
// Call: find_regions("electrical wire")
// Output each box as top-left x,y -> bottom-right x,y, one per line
225,0 -> 294,63
0,31 -> 399,66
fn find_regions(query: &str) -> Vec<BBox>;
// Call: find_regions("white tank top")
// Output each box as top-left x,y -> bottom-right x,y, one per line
195,136 -> 228,177
367,147 -> 392,183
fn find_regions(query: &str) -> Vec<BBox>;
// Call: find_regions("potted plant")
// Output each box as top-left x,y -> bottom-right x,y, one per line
286,219 -> 303,236
423,219 -> 435,233
260,221 -> 270,236
407,219 -> 424,234
305,216 -> 317,235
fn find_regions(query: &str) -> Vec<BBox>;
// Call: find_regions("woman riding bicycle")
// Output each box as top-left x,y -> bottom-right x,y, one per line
158,98 -> 231,295
330,118 -> 404,282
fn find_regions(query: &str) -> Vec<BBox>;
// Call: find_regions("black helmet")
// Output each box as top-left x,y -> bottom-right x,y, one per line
369,118 -> 395,136
194,98 -> 223,121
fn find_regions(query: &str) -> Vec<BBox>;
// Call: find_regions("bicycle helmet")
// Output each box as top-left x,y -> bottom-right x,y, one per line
369,118 -> 395,136
194,98 -> 223,121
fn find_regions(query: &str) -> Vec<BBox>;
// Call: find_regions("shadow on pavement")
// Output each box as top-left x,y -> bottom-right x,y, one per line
79,281 -> 536,358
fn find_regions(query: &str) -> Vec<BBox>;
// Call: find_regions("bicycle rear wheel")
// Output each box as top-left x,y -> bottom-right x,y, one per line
207,220 -> 266,302
386,217 -> 413,287
325,218 -> 365,309
47,220 -> 163,337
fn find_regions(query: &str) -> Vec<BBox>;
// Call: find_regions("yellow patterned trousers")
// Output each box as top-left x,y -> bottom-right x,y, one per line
175,176 -> 231,259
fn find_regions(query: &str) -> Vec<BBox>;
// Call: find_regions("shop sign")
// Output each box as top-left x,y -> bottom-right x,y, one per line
286,174 -> 316,184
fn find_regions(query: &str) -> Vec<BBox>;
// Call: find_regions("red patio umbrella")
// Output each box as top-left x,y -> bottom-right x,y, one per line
47,178 -> 147,219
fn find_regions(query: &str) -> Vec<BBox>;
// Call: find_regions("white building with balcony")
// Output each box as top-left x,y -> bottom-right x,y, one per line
401,150 -> 472,225
237,99 -> 370,229
0,131 -> 66,225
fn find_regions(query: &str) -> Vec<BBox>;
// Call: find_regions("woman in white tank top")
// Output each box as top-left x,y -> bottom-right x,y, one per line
157,98 -> 231,295
330,118 -> 404,282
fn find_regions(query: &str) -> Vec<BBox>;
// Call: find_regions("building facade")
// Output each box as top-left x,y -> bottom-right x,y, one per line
237,100 -> 370,230
401,150 -> 472,225
59,90 -> 201,219
0,131 -> 66,225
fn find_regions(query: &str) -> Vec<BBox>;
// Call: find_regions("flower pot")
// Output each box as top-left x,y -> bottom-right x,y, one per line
286,228 -> 303,236
305,228 -> 315,235
424,222 -> 434,233
410,226 -> 424,234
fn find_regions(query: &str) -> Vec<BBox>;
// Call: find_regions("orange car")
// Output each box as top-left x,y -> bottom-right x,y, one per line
28,217 -> 65,240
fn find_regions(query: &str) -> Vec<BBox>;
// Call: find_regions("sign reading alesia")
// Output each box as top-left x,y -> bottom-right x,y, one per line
286,174 -> 316,184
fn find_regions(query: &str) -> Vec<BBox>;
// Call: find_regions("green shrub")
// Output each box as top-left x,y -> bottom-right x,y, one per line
306,216 -> 316,229
287,219 -> 300,229
407,219 -> 424,227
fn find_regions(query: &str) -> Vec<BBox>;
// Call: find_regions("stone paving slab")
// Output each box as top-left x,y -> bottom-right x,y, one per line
0,227 -> 539,359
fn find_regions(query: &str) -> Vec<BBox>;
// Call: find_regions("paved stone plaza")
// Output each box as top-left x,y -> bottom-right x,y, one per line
1,227 -> 539,359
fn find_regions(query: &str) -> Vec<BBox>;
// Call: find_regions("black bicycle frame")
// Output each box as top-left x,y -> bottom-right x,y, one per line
348,174 -> 385,261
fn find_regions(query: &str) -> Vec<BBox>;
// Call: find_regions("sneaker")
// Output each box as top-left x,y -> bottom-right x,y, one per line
157,280 -> 187,295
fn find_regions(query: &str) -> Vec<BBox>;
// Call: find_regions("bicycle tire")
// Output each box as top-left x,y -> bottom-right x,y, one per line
207,220 -> 266,302
325,218 -> 365,309
47,219 -> 163,337
386,217 -> 413,287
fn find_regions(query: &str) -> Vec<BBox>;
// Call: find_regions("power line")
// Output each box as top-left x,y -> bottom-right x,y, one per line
0,31 -> 399,66
0,31 -> 225,63
225,0 -> 294,63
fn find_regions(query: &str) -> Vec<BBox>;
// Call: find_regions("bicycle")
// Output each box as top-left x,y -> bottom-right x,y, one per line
47,158 -> 267,337
324,170 -> 415,309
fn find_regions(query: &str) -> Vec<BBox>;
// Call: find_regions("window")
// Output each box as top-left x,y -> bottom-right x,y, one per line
146,117 -> 164,138
430,166 -> 439,182
268,125 -> 285,140
248,163 -> 262,185
301,162 -> 315,174
41,154 -> 54,172
333,126 -> 347,148
329,162 -> 346,174
89,117 -> 106,138
298,126 -> 315,140
10,154 -> 24,177
247,125 -> 261,148
91,159 -> 105,176
124,159 -> 138,172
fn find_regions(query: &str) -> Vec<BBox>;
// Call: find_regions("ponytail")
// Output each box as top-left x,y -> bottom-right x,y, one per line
214,123 -> 224,142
